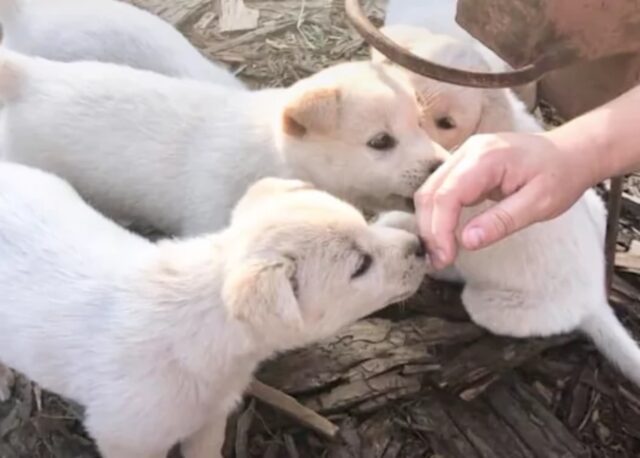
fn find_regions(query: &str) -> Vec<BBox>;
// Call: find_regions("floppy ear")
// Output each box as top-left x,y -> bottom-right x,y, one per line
223,255 -> 303,331
476,89 -> 518,133
282,87 -> 341,138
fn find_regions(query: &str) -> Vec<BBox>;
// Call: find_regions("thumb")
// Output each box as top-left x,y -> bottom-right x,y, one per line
460,184 -> 541,250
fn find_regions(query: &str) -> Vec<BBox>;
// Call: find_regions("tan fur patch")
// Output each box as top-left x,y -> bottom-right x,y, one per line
282,87 -> 340,138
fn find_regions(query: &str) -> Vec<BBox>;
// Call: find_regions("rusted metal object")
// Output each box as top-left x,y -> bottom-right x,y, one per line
539,53 -> 640,120
455,0 -> 640,70
346,0 -> 640,293
607,178 -> 625,290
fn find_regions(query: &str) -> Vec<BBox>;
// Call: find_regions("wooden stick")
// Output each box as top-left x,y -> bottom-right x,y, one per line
247,380 -> 340,440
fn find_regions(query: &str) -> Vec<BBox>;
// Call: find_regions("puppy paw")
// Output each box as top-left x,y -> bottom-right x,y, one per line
0,364 -> 15,402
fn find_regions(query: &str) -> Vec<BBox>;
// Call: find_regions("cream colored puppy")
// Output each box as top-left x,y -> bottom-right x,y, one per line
0,49 -> 448,236
0,0 -> 243,88
373,29 -> 640,387
383,0 -> 537,109
0,163 -> 427,458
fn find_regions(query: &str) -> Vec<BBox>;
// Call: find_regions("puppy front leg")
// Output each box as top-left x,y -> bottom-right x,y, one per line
181,415 -> 226,458
0,363 -> 15,402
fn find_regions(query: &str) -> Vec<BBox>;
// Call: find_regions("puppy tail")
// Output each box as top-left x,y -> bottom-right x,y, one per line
580,304 -> 640,386
0,49 -> 27,101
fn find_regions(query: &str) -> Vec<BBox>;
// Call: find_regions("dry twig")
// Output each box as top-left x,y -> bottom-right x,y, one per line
247,380 -> 340,439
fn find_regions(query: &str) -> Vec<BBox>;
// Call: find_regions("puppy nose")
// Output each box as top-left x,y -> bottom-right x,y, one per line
427,159 -> 444,175
408,237 -> 426,258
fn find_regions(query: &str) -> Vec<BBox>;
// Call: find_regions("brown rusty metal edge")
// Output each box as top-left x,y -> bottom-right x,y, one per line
345,0 -> 561,88
606,178 -> 624,294
457,0 -> 640,69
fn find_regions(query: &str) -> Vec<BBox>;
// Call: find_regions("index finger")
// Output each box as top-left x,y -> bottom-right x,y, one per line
426,151 -> 506,266
414,152 -> 468,266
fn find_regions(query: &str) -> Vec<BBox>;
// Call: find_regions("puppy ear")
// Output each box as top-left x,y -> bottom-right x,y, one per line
282,87 -> 341,138
223,255 -> 303,331
476,89 -> 518,133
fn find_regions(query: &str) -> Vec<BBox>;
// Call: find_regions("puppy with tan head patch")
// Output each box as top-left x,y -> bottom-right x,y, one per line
0,163 -> 427,458
0,49 -> 448,235
382,0 -> 538,109
371,25 -> 540,151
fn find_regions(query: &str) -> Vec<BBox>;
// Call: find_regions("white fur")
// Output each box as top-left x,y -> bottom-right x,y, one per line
0,49 -> 449,235
0,163 -> 427,458
376,30 -> 640,385
0,0 -> 243,88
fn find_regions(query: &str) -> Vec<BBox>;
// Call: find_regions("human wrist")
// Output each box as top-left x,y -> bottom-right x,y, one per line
544,122 -> 610,189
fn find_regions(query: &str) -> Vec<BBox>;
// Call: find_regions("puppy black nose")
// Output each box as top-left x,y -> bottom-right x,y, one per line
428,159 -> 444,175
414,238 -> 426,258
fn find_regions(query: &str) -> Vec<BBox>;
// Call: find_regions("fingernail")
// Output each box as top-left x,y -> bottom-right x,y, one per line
464,227 -> 485,250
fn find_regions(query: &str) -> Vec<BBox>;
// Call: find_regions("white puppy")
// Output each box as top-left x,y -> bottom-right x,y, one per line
0,162 -> 427,458
371,25 -> 540,151
0,50 -> 448,236
374,28 -> 640,386
383,0 -> 537,109
0,0 -> 243,88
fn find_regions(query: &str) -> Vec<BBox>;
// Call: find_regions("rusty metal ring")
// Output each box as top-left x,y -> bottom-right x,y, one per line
345,0 -> 557,88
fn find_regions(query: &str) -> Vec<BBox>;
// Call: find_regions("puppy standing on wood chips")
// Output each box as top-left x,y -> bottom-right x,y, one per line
0,49 -> 448,236
0,0 -> 244,88
374,27 -> 640,386
0,163 -> 428,457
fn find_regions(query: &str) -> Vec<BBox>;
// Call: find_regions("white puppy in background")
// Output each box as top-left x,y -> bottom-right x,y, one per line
0,49 -> 448,236
373,27 -> 640,387
0,0 -> 243,88
383,0 -> 537,109
0,163 -> 428,458
371,25 -> 540,151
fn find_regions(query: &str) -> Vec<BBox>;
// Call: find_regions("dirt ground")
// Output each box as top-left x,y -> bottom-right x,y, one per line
2,1 -> 640,457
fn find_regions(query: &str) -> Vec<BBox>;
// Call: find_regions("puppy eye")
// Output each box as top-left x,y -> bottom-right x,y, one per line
435,116 -> 456,130
351,253 -> 373,279
367,132 -> 397,151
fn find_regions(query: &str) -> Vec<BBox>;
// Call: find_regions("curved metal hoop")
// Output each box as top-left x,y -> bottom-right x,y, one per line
345,0 -> 560,88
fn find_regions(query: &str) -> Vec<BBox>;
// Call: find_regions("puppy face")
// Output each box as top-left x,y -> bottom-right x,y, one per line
224,178 -> 428,348
371,25 -> 515,150
276,61 -> 449,213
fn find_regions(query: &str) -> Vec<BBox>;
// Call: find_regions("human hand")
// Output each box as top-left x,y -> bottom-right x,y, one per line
414,132 -> 597,269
